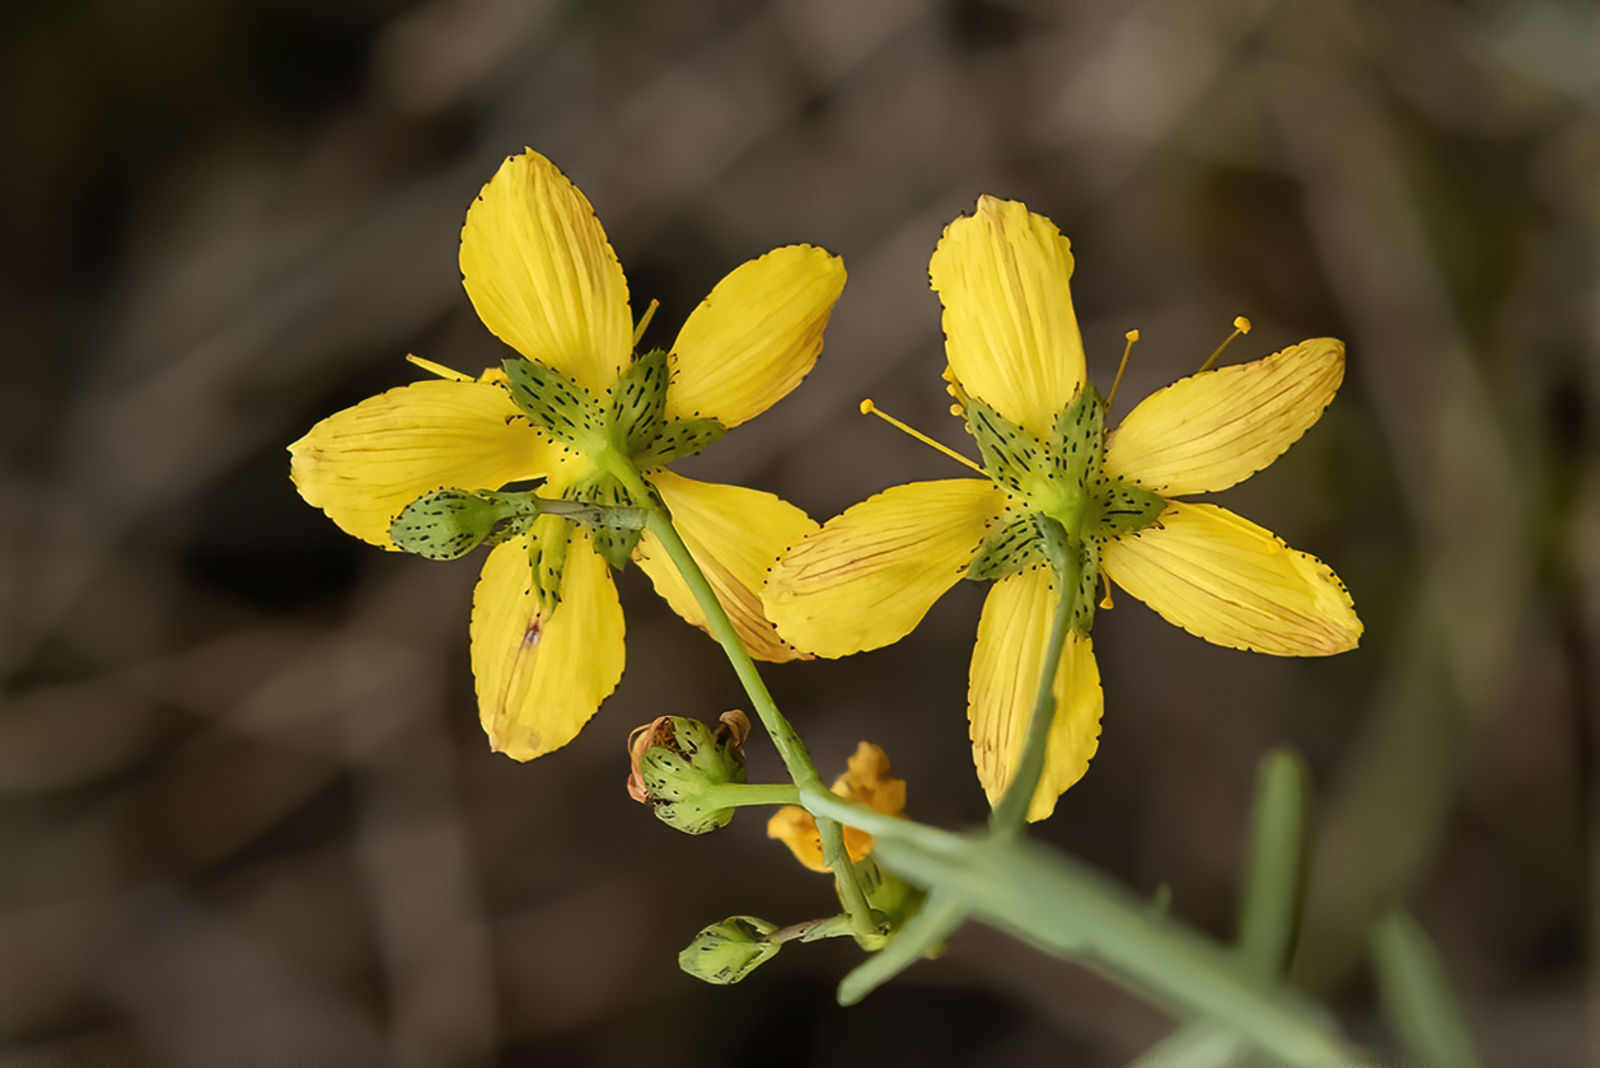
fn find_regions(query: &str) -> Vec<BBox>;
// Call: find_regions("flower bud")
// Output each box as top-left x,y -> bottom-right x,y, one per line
626,711 -> 751,835
678,916 -> 780,985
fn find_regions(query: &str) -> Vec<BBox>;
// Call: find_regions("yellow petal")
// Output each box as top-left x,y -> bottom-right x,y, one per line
631,470 -> 818,663
460,150 -> 632,396
1105,338 -> 1346,496
767,804 -> 830,873
471,522 -> 625,760
929,195 -> 1086,439
289,378 -> 555,548
1100,501 -> 1362,656
764,479 -> 1008,659
767,741 -> 906,873
969,567 -> 1104,822
665,245 -> 846,428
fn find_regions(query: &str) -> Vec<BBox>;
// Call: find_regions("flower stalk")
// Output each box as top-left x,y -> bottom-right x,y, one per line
990,522 -> 1082,836
604,451 -> 879,939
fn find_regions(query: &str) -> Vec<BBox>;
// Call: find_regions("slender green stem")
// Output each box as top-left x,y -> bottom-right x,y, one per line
638,505 -> 817,784
603,455 -> 876,938
773,914 -> 859,945
816,816 -> 878,940
699,783 -> 801,809
990,533 -> 1082,835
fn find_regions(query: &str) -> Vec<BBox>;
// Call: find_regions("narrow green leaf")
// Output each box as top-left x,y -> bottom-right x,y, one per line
1237,748 -> 1312,977
1371,910 -> 1480,1067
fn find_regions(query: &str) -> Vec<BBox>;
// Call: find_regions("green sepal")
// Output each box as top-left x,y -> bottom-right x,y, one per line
1071,537 -> 1101,634
633,417 -> 727,468
527,515 -> 571,617
607,348 -> 670,455
679,917 -> 780,985
1088,479 -> 1168,538
501,358 -> 601,445
388,488 -> 539,560
856,854 -> 927,934
567,475 -> 644,570
1051,385 -> 1105,488
964,398 -> 1049,493
966,509 -> 1046,581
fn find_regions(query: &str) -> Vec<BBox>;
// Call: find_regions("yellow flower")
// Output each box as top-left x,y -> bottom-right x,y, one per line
768,742 -> 906,872
765,195 -> 1361,822
290,150 -> 845,760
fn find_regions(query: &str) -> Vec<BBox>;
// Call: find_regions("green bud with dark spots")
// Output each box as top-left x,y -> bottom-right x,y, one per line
678,916 -> 780,985
626,711 -> 751,835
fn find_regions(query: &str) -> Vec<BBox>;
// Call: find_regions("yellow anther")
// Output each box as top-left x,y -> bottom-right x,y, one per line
859,398 -> 987,476
632,299 -> 661,347
406,354 -> 473,382
1105,328 -> 1141,409
1098,572 -> 1115,610
949,403 -> 964,417
1197,315 -> 1252,373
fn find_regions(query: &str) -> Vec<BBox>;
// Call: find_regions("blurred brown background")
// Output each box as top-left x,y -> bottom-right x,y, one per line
1,0 -> 1594,1063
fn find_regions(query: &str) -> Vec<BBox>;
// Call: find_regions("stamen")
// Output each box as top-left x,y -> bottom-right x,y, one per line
632,299 -> 660,347
1196,316 -> 1252,373
1105,329 -> 1140,408
859,399 -> 986,476
1098,571 -> 1115,610
406,354 -> 473,382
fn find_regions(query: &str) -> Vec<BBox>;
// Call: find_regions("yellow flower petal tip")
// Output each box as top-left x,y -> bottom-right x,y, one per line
1106,338 -> 1346,497
764,479 -> 1008,659
768,742 -> 906,872
930,195 -> 1087,438
1101,502 -> 1362,657
460,149 -> 633,396
969,571 -> 1104,822
667,244 -> 845,429
472,529 -> 625,762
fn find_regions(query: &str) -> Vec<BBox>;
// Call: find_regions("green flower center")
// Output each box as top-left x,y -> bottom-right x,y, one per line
963,385 -> 1165,633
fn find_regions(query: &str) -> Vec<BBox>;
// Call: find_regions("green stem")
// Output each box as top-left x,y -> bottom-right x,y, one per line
699,782 -> 801,809
604,455 -> 876,938
773,914 -> 859,945
990,529 -> 1082,835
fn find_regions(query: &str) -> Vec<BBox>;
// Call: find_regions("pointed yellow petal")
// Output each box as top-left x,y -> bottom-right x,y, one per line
471,523 -> 625,760
1105,338 -> 1346,496
969,567 -> 1103,822
666,245 -> 846,428
764,479 -> 1008,658
460,150 -> 632,395
631,470 -> 819,663
288,378 -> 555,548
929,195 -> 1086,438
1101,501 -> 1362,656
